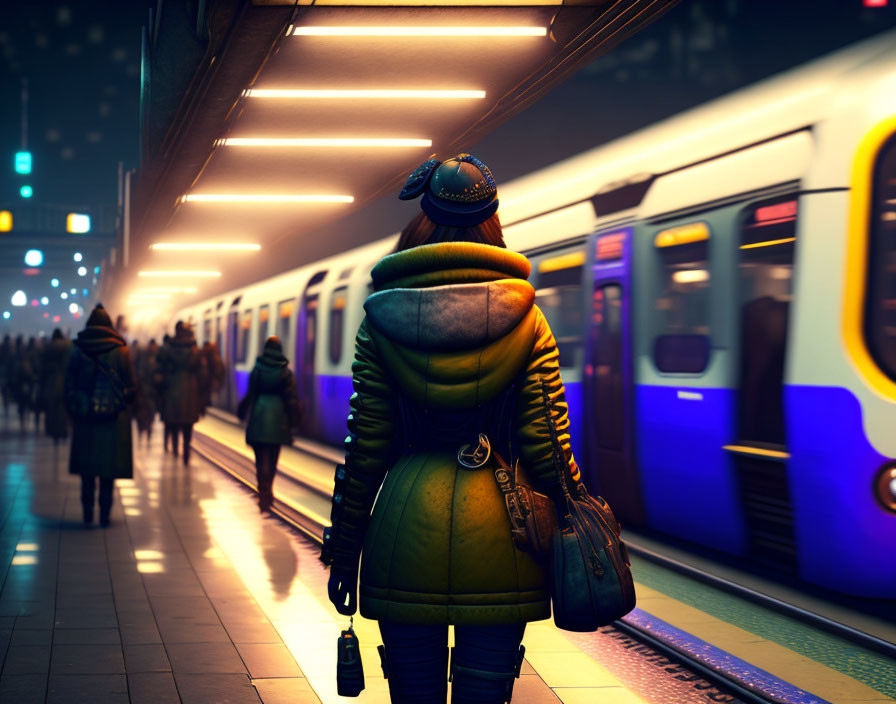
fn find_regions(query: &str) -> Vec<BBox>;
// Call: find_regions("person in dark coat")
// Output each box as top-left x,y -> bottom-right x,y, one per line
324,155 -> 583,704
0,334 -> 11,419
27,337 -> 44,429
65,304 -> 137,526
10,335 -> 31,432
156,322 -> 200,464
134,338 -> 159,443
198,341 -> 225,415
237,337 -> 301,512
40,329 -> 72,445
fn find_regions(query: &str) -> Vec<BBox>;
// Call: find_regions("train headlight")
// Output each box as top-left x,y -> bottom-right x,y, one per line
874,463 -> 896,513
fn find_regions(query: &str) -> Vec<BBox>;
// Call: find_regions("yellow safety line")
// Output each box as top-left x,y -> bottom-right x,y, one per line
633,584 -> 889,704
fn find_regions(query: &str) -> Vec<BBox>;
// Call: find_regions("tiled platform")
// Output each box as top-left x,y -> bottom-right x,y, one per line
3,414 -> 894,704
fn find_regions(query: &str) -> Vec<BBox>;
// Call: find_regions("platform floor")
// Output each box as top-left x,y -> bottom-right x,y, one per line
1,414 -> 894,704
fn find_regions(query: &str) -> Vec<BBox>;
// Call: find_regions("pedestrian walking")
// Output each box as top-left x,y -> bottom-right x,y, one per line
198,340 -> 225,415
40,329 -> 72,446
156,322 -> 200,464
65,304 -> 136,527
134,338 -> 159,444
237,336 -> 301,512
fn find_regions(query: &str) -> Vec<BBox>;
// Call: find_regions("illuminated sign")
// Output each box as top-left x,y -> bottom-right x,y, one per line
0,211 -> 12,232
24,249 -> 43,267
14,151 -> 31,174
754,200 -> 797,225
20,185 -> 32,199
596,232 -> 626,261
655,222 -> 710,248
66,213 -> 91,233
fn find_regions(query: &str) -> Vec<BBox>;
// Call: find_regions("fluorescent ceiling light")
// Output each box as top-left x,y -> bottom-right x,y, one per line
244,89 -> 485,99
293,26 -> 547,37
181,194 -> 353,204
150,243 -> 261,251
129,294 -> 172,300
140,287 -> 199,293
216,138 -> 431,148
138,271 -> 222,277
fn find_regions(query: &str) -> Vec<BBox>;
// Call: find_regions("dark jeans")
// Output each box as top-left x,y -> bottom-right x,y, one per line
81,475 -> 114,523
252,443 -> 280,510
166,423 -> 193,463
378,621 -> 526,704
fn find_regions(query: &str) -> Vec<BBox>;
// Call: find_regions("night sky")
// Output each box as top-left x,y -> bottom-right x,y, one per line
2,0 -> 896,215
0,1 -> 147,208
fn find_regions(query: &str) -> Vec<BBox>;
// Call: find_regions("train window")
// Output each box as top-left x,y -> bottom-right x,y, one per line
738,199 -> 796,444
866,133 -> 896,380
593,284 -> 624,450
535,251 -> 584,368
257,305 -> 270,354
278,299 -> 294,347
203,316 -> 211,345
653,232 -> 711,374
237,309 -> 252,364
329,287 -> 348,365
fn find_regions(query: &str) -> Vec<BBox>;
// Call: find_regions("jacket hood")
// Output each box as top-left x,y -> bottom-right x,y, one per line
363,243 -> 538,409
256,345 -> 288,370
365,242 -> 535,353
75,325 -> 125,356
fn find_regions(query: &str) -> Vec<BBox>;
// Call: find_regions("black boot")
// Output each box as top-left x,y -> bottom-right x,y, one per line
83,504 -> 94,525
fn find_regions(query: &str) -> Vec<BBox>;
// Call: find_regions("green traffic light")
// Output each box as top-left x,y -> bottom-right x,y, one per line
20,185 -> 32,198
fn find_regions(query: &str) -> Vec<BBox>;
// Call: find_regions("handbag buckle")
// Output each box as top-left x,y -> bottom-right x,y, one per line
458,433 -> 491,469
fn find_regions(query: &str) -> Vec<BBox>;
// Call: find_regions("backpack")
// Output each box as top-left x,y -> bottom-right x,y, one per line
67,349 -> 126,421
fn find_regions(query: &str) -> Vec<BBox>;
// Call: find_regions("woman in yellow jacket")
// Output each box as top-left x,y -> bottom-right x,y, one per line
323,155 -> 580,704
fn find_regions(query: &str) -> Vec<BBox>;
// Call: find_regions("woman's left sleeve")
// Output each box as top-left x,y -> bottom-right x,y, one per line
324,318 -> 397,568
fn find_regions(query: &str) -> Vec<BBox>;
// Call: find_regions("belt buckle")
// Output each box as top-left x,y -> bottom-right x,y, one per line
458,433 -> 491,469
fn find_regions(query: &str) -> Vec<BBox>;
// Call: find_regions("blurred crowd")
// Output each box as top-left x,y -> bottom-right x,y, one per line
0,307 -> 226,526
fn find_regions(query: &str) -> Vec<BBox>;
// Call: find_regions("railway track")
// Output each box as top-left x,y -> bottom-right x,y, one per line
192,412 -> 892,704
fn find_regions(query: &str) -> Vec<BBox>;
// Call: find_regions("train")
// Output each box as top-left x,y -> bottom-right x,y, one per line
168,30 -> 896,599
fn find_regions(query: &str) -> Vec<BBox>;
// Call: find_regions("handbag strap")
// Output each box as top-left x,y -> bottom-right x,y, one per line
539,379 -> 574,516
489,443 -> 529,548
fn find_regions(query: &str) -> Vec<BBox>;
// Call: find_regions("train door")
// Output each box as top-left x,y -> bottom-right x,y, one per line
296,271 -> 327,437
726,197 -> 798,565
530,248 -> 586,462
585,228 -> 644,525
633,216 -> 746,555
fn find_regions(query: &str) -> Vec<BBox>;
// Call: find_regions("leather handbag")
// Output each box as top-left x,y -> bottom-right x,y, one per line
540,381 -> 637,632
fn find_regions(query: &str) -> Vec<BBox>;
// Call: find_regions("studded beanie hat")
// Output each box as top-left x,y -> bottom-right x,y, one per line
399,153 -> 498,227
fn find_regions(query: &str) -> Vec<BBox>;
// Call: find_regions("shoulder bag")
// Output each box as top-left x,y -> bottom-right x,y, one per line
540,379 -> 637,632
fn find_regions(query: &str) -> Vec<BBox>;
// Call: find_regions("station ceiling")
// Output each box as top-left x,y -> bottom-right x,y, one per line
127,1 -> 679,307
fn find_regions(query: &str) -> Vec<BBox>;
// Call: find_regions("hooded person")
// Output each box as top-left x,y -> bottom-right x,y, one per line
237,336 -> 301,512
322,154 -> 582,704
134,337 -> 159,443
40,328 -> 73,446
65,304 -> 137,526
155,321 -> 200,464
